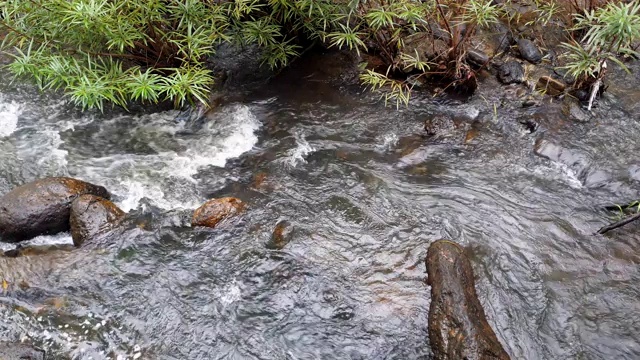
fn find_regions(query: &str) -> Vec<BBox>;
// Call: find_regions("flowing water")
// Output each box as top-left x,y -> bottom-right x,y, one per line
0,59 -> 639,360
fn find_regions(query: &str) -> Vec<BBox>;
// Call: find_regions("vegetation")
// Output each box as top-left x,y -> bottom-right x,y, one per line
0,0 -> 639,111
339,0 -> 505,107
560,1 -> 640,108
0,0 -> 342,110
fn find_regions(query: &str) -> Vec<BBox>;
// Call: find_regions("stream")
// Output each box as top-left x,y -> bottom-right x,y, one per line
0,55 -> 639,359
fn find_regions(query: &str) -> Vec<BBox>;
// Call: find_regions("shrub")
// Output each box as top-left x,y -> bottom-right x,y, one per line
328,0 -> 504,107
0,0 -> 343,110
560,1 -> 640,107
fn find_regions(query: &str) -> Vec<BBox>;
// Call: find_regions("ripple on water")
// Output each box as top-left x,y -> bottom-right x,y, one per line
2,69 -> 640,360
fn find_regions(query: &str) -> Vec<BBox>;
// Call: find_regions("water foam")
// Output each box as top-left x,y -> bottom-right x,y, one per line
168,105 -> 260,178
0,98 -> 22,137
76,104 -> 261,211
282,133 -> 315,167
376,133 -> 399,152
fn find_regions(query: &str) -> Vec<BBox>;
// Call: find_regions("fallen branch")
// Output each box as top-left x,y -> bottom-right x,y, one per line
597,211 -> 640,234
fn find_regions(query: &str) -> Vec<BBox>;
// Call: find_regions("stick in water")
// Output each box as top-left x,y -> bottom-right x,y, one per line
597,211 -> 640,234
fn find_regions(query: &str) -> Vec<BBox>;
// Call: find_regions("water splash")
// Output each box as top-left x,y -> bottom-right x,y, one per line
376,133 -> 399,152
168,105 -> 261,178
281,133 -> 315,167
75,104 -> 261,211
0,98 -> 22,137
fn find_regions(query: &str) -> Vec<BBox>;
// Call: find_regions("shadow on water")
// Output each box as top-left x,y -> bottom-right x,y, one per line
1,53 -> 640,359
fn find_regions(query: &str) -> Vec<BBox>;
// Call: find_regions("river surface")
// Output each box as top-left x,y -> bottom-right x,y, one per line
0,57 -> 639,359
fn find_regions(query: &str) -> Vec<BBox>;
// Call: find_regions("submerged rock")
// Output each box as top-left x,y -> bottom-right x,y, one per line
192,197 -> 245,228
70,195 -> 125,247
267,220 -> 294,250
517,38 -> 542,64
0,177 -> 109,242
424,114 -> 455,137
426,240 -> 510,360
496,61 -> 524,84
0,342 -> 46,359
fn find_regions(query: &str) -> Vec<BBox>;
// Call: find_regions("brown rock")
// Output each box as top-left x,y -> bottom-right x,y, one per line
536,76 -> 566,96
191,197 -> 245,228
69,195 -> 125,247
426,240 -> 510,360
267,220 -> 294,250
0,177 -> 110,242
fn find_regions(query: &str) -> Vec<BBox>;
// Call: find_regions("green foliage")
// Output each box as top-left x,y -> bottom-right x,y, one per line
526,0 -> 562,27
351,0 -> 503,107
0,0 -> 344,110
560,1 -> 640,84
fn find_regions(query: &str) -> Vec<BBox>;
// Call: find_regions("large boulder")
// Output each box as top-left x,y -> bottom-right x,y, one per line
0,342 -> 46,359
0,177 -> 109,242
69,195 -> 125,247
191,197 -> 245,228
426,240 -> 510,360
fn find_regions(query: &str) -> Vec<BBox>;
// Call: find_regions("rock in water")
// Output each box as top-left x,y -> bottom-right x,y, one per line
70,195 -> 125,247
0,177 -> 110,242
267,220 -> 294,250
0,342 -> 46,359
426,240 -> 510,360
191,197 -> 245,228
424,114 -> 455,137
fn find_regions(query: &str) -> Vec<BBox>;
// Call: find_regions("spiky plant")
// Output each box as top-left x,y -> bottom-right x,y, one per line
560,1 -> 640,108
0,0 -> 343,111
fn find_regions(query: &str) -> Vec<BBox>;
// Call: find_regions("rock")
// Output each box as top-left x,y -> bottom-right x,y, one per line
521,95 -> 540,108
518,117 -> 539,133
0,342 -> 46,359
563,100 -> 589,122
489,22 -> 514,54
467,49 -> 490,68
191,197 -> 245,228
0,177 -> 110,242
517,39 -> 542,64
208,43 -> 273,91
429,22 -> 452,42
496,61 -> 524,84
402,32 -> 448,63
426,240 -> 511,360
267,220 -> 294,250
69,195 -> 125,247
553,68 -> 576,85
424,114 -> 455,137
536,76 -> 566,96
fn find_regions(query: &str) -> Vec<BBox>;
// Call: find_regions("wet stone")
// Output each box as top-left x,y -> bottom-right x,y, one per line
69,194 -> 125,247
563,100 -> 590,122
517,38 -> 542,64
0,177 -> 110,243
192,197 -> 245,228
489,21 -> 514,54
536,76 -> 566,96
426,240 -> 511,360
267,220 -> 294,250
424,114 -> 455,137
467,49 -> 490,68
496,61 -> 524,84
